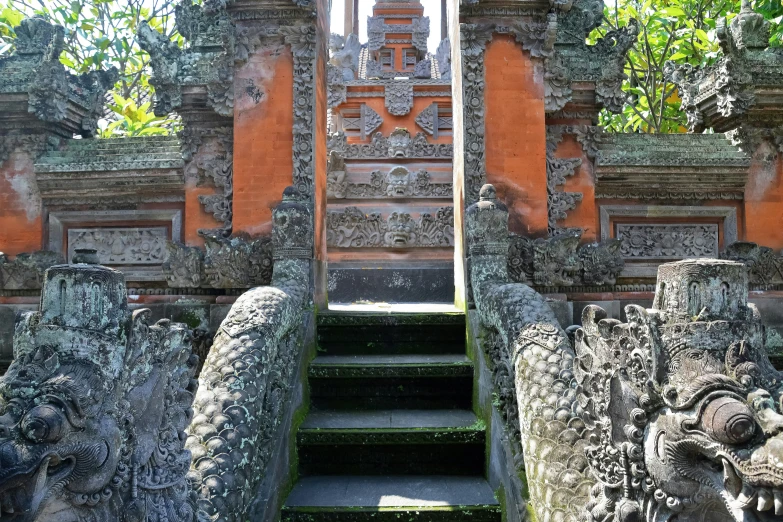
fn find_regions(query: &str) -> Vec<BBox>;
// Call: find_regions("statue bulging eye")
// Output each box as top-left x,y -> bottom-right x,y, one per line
702,396 -> 756,445
21,405 -> 65,443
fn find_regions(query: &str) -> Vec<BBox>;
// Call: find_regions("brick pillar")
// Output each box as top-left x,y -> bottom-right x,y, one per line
229,0 -> 329,306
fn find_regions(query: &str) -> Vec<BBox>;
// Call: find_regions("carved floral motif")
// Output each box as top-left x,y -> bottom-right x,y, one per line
327,207 -> 454,248
385,82 -> 414,116
617,223 -> 719,259
329,129 -> 453,159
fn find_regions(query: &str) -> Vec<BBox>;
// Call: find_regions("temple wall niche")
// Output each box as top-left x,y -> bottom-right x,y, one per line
483,36 -> 548,238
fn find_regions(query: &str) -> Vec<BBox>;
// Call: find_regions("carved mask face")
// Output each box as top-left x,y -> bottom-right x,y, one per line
385,168 -> 410,197
643,345 -> 783,522
0,353 -> 122,522
385,213 -> 416,247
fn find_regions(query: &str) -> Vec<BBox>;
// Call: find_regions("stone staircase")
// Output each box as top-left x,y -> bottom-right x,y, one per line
281,313 -> 500,522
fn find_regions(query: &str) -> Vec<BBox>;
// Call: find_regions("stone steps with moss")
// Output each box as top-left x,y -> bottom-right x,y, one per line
281,313 -> 500,522
282,476 -> 500,522
308,354 -> 473,410
316,313 -> 466,355
297,410 -> 485,475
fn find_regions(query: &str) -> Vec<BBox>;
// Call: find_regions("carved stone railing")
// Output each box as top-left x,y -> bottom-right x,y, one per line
185,186 -> 313,522
468,184 -> 783,522
0,187 -> 313,522
466,184 -> 592,521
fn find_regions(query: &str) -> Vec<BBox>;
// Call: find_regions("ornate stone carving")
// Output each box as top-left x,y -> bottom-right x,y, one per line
721,240 -> 783,285
1,17 -> 116,135
367,16 -> 385,51
414,59 -> 432,79
327,207 -> 454,248
469,186 -> 783,522
665,1 -> 783,149
330,129 -> 453,159
340,168 -> 452,199
137,21 -> 184,116
508,233 -> 625,287
385,82 -> 414,116
460,24 -> 493,206
577,258 -> 783,522
203,233 -> 273,288
547,127 -> 583,234
365,58 -> 383,79
415,103 -> 436,135
197,147 -> 234,236
507,13 -> 557,59
327,150 -> 348,199
435,38 -> 451,81
363,104 -> 384,136
617,223 -> 719,259
67,228 -> 168,265
327,63 -> 347,108
412,16 -> 430,53
163,242 -> 205,288
329,33 -> 361,81
0,259 -> 199,521
282,24 -> 317,199
0,250 -> 65,290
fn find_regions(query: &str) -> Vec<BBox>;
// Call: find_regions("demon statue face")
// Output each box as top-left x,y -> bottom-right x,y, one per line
0,259 -> 198,521
576,259 -> 783,522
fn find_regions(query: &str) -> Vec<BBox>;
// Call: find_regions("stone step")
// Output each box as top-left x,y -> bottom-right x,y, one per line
309,355 -> 473,409
298,410 -> 484,475
317,316 -> 466,355
282,476 -> 500,522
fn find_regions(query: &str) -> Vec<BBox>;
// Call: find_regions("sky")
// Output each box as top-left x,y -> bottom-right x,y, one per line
330,0 -> 443,52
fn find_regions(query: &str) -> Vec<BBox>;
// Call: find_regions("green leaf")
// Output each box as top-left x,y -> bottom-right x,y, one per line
1,7 -> 24,27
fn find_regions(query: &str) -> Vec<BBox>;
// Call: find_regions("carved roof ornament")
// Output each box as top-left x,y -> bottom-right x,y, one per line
435,38 -> 451,81
545,0 -> 639,113
666,1 -> 783,154
0,17 -> 117,140
138,0 -> 237,118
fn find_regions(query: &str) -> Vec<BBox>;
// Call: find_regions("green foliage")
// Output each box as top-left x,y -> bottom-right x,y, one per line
594,0 -> 783,133
0,0 -> 187,137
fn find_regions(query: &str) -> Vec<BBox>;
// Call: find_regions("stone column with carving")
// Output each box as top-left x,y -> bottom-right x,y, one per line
0,17 -> 115,255
458,0 -> 635,240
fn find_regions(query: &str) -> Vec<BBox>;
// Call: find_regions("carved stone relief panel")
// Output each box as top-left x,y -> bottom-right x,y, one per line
385,82 -> 414,116
329,129 -> 453,159
328,167 -> 453,199
616,224 -> 719,259
48,209 -> 182,281
67,228 -> 169,266
326,207 -> 454,248
600,205 -> 738,277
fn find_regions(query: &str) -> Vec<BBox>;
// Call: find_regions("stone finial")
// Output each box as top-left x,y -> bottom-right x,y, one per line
273,186 -> 313,260
71,248 -> 99,264
653,258 -> 749,323
730,0 -> 770,50
465,184 -> 509,257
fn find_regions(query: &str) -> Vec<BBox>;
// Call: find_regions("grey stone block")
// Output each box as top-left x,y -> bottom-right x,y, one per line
573,300 -> 621,325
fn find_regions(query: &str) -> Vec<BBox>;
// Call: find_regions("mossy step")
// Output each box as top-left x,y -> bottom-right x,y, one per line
317,313 -> 465,327
282,476 -> 500,522
309,355 -> 473,379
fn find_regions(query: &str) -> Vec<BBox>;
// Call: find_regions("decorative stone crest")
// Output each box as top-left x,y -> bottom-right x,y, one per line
721,240 -> 783,285
414,58 -> 432,79
385,82 -> 414,116
327,207 -> 454,248
0,17 -> 116,136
